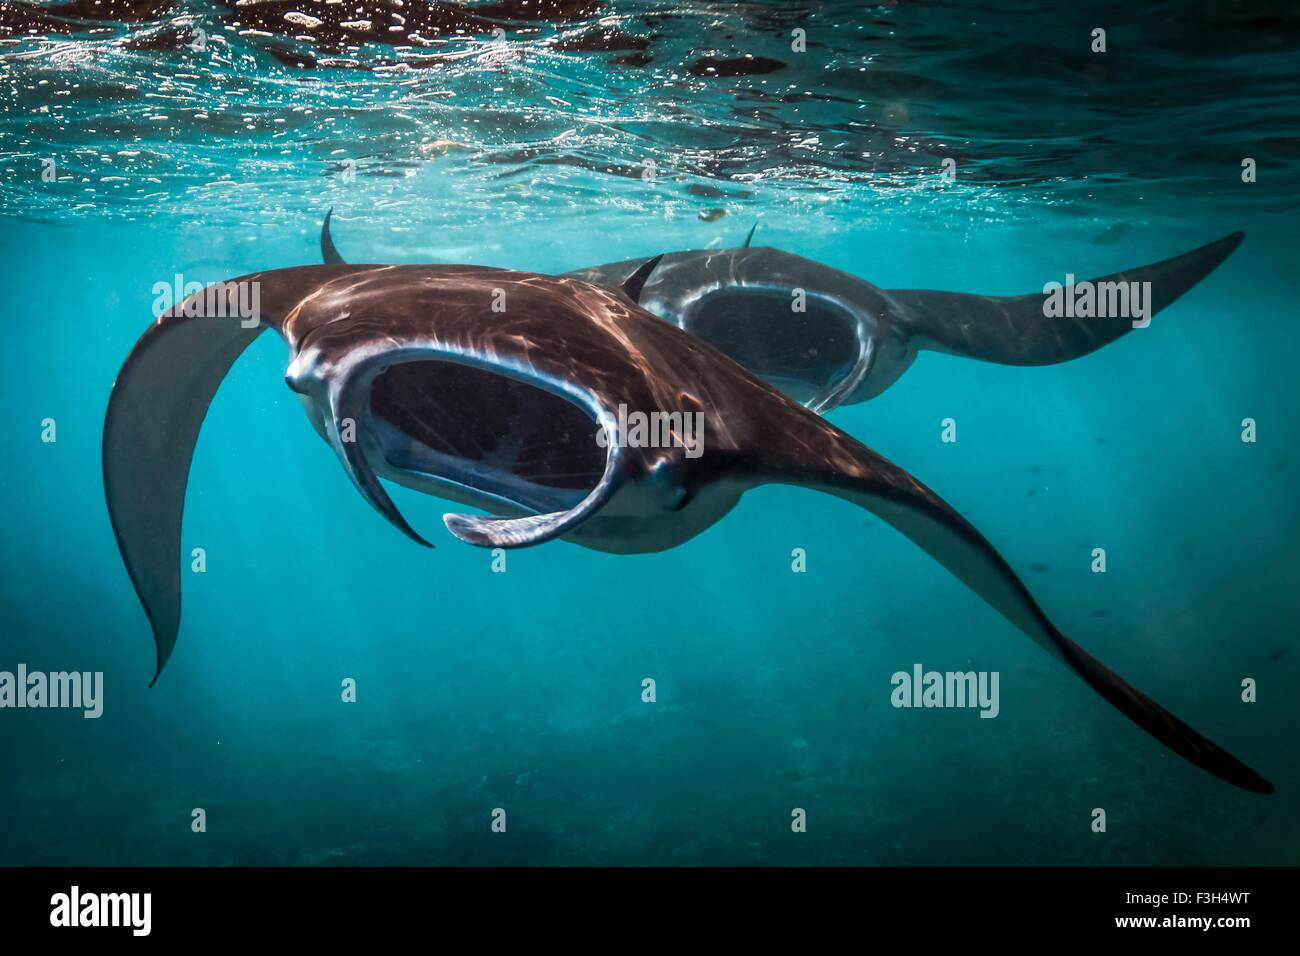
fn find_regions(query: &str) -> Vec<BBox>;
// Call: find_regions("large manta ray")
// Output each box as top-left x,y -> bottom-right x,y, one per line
322,210 -> 1242,412
103,261 -> 1271,793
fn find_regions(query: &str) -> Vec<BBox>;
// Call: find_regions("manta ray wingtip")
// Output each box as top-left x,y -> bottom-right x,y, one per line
1171,229 -> 1246,279
321,207 -> 344,264
1209,758 -> 1273,794
146,620 -> 175,687
1247,773 -> 1275,795
1153,229 -> 1246,303
1220,229 -> 1245,253
1204,749 -> 1273,794
1199,229 -> 1244,260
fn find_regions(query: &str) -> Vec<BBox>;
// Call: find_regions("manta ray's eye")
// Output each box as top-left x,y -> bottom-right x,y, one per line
365,359 -> 607,515
684,288 -> 861,405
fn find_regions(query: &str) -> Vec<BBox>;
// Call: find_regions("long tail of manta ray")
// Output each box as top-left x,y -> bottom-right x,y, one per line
103,262 -> 1272,793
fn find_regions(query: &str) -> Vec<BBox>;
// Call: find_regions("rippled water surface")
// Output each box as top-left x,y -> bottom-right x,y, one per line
1,0 -> 1298,866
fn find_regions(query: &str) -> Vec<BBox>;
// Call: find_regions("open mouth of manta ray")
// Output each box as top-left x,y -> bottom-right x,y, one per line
364,359 -> 607,517
681,287 -> 862,405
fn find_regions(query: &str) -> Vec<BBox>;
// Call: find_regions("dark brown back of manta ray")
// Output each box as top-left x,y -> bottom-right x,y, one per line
105,262 -> 873,683
222,263 -> 852,479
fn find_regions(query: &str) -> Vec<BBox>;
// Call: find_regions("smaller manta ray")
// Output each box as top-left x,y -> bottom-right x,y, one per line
104,260 -> 1271,793
322,210 -> 1243,412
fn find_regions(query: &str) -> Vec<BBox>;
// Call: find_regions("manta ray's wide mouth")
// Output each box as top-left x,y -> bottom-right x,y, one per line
366,359 -> 607,516
683,287 -> 862,404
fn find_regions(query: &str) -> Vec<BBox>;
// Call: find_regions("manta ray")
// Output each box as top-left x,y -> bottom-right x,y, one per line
322,210 -> 1242,412
103,260 -> 1271,793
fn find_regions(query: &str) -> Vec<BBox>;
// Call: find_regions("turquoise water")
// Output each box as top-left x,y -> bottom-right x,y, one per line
1,0 -> 1297,865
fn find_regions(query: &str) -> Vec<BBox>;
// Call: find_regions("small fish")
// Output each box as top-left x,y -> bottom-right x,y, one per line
1182,541 -> 1195,561
1091,222 -> 1131,246
698,207 -> 729,222
1268,646 -> 1288,663
609,51 -> 652,67
1090,609 -> 1110,618
1025,489 -> 1039,497
685,182 -> 751,199
1028,562 -> 1050,573
418,139 -> 473,158
1096,437 -> 1109,444
780,770 -> 804,783
1276,459 -> 1292,472
689,55 -> 788,77
1027,465 -> 1043,473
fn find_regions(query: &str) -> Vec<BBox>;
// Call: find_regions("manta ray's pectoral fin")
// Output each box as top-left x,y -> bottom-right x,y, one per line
753,421 -> 1272,793
890,231 -> 1244,366
321,208 -> 345,265
104,304 -> 268,684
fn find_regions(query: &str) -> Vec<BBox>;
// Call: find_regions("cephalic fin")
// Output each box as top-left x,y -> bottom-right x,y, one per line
326,372 -> 432,548
443,431 -> 622,549
444,510 -> 586,548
